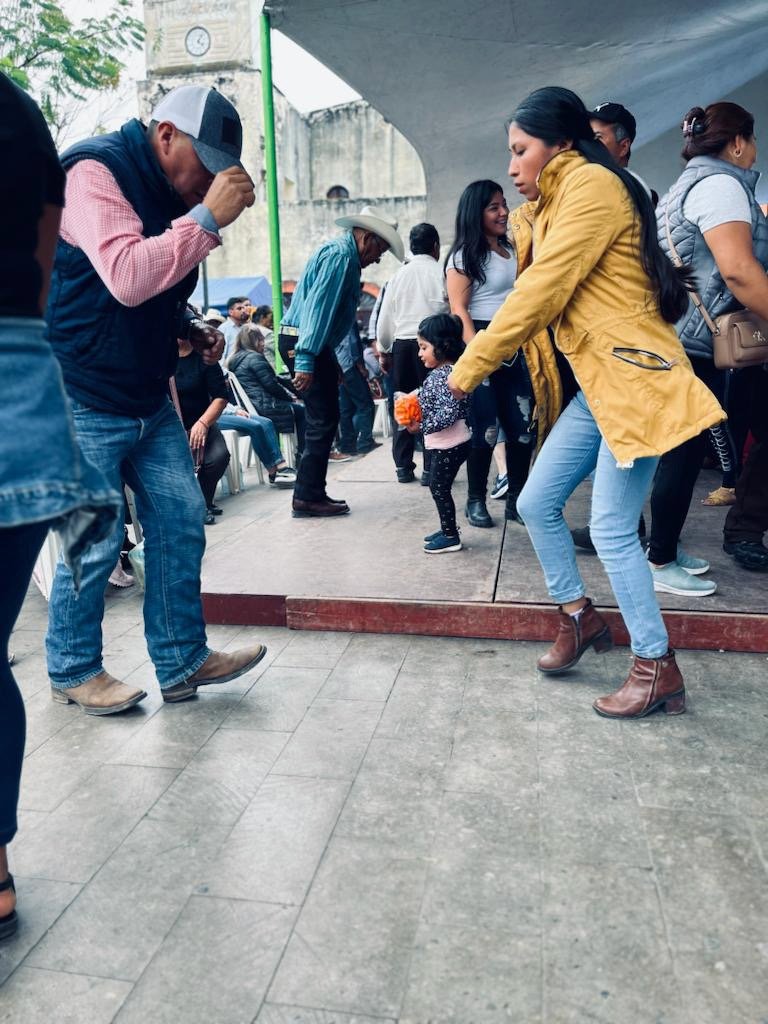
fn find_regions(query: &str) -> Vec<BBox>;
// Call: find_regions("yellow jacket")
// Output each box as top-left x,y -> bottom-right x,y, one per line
451,151 -> 725,466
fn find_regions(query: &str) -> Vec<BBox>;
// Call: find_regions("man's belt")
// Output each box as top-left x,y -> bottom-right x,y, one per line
280,326 -> 300,337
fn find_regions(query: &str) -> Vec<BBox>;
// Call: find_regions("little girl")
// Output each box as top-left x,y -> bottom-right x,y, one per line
417,314 -> 470,552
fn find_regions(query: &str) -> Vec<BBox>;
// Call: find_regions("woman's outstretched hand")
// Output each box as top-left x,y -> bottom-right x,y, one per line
446,373 -> 467,400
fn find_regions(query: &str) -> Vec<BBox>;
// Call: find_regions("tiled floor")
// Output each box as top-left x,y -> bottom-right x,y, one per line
2,583 -> 767,1023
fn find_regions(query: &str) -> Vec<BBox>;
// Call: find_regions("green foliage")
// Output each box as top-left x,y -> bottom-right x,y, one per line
0,0 -> 145,139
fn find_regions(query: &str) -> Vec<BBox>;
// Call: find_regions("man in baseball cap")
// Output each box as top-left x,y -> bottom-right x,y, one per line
589,101 -> 637,168
151,84 -> 245,176
44,85 -> 264,716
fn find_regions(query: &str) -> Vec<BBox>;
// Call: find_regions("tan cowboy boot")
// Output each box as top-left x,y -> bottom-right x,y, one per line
537,599 -> 613,674
593,650 -> 685,719
162,643 -> 268,703
51,671 -> 147,716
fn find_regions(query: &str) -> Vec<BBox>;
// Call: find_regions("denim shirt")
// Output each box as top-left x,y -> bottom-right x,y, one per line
0,318 -> 121,579
282,231 -> 361,373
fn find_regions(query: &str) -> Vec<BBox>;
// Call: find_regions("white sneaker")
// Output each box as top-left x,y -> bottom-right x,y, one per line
651,562 -> 716,596
676,545 -> 710,575
108,564 -> 135,588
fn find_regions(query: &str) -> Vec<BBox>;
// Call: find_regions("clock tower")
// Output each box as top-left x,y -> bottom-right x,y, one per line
143,0 -> 257,74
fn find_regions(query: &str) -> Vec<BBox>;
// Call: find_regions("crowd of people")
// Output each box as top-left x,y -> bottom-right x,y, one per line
1,71 -> 767,941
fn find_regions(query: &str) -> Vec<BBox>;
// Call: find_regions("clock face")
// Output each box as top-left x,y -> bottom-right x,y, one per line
185,26 -> 211,58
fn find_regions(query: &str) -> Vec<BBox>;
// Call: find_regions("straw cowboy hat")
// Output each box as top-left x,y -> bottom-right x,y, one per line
335,205 -> 405,262
203,308 -> 225,324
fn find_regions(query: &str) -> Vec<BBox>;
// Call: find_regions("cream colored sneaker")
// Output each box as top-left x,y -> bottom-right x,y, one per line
51,671 -> 147,716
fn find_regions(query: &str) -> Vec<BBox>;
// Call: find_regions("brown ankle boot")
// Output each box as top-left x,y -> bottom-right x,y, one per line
593,650 -> 685,719
537,599 -> 612,674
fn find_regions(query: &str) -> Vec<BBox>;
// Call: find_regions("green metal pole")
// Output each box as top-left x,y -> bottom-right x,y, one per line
259,11 -> 284,372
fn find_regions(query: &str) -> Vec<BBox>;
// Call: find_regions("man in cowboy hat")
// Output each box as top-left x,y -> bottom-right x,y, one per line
279,205 -> 404,518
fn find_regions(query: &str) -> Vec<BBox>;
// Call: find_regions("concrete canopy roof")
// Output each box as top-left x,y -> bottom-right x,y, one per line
263,0 -> 768,232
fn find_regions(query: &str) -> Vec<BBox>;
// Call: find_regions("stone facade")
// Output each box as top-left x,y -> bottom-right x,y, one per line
139,0 -> 426,291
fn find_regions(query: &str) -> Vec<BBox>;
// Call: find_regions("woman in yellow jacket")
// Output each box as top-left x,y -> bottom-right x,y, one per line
448,86 -> 724,720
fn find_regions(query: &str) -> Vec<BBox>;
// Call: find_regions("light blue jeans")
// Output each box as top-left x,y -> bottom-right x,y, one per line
218,412 -> 283,469
516,391 -> 668,658
47,399 -> 211,690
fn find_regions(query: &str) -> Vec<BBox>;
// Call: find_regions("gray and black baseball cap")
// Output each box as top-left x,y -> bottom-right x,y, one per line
152,85 -> 244,174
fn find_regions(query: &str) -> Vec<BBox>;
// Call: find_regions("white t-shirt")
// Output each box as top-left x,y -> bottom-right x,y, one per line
449,247 -> 517,321
682,174 -> 752,234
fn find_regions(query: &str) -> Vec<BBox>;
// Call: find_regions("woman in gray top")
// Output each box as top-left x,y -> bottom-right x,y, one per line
648,101 -> 768,588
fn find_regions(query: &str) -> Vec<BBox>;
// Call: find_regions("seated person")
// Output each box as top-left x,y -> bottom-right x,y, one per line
250,305 -> 276,367
174,338 -> 232,525
228,324 -> 305,458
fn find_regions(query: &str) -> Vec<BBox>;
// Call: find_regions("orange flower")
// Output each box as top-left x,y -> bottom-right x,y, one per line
394,393 -> 422,427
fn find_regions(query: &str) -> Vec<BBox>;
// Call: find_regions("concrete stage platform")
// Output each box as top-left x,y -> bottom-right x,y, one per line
201,445 -> 768,653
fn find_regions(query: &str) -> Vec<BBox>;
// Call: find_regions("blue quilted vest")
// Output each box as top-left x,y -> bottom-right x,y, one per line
46,119 -> 198,415
657,156 -> 768,359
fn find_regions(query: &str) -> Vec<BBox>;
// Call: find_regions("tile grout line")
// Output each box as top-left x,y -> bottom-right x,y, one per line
253,638 -> 412,1021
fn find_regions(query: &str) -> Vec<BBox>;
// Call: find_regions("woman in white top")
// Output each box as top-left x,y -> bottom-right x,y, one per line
649,101 -> 768,584
445,179 -> 534,527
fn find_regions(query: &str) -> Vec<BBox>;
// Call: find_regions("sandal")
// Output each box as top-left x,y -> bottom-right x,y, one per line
0,874 -> 18,940
702,486 -> 736,506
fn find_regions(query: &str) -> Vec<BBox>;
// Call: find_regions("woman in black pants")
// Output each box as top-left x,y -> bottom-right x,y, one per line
650,101 -> 768,592
174,339 -> 232,524
0,76 -> 119,938
446,180 -> 535,528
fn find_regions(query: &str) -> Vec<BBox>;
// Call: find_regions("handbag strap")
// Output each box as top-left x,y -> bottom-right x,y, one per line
168,376 -> 185,423
663,208 -> 720,336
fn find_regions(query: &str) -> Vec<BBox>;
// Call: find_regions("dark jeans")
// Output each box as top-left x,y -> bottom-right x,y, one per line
429,441 -> 470,536
469,319 -> 535,498
648,356 -> 730,565
197,424 -> 230,508
391,338 -> 428,470
0,520 -> 50,846
338,367 -> 375,453
724,365 -> 768,544
294,347 -> 340,502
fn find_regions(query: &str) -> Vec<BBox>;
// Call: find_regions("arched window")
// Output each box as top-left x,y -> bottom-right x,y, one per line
326,184 -> 350,200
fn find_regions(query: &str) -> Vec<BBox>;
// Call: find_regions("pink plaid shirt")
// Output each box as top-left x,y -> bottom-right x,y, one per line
60,160 -> 221,307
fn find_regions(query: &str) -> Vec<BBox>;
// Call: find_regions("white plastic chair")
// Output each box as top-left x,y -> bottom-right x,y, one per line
227,371 -> 298,476
373,397 -> 391,438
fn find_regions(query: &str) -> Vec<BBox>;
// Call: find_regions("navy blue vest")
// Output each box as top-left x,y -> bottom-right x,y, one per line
46,119 -> 198,416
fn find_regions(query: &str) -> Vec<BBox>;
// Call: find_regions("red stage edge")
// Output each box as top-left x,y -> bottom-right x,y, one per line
201,593 -> 768,654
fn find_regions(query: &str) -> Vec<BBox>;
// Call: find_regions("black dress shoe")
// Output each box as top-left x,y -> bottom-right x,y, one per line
204,511 -> 217,525
207,505 -> 224,516
323,495 -> 348,505
505,494 -> 525,524
292,498 -> 351,518
723,539 -> 768,571
465,498 -> 494,528
571,526 -> 596,552
396,467 -> 416,483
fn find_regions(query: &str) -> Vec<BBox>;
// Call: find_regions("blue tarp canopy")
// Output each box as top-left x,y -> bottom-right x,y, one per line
189,275 -> 272,314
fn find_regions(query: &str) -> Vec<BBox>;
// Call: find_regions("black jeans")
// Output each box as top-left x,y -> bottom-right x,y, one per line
338,366 -> 375,454
294,347 -> 340,502
391,338 -> 428,470
429,441 -> 470,536
648,356 -> 729,565
197,424 -> 230,509
724,365 -> 768,544
1,520 -> 50,846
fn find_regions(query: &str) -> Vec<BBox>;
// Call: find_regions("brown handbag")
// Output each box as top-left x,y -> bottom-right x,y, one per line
664,210 -> 768,369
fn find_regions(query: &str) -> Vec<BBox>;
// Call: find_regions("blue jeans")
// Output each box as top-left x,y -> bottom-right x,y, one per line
338,367 -> 375,453
47,400 -> 211,690
516,392 -> 668,658
218,412 -> 283,468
